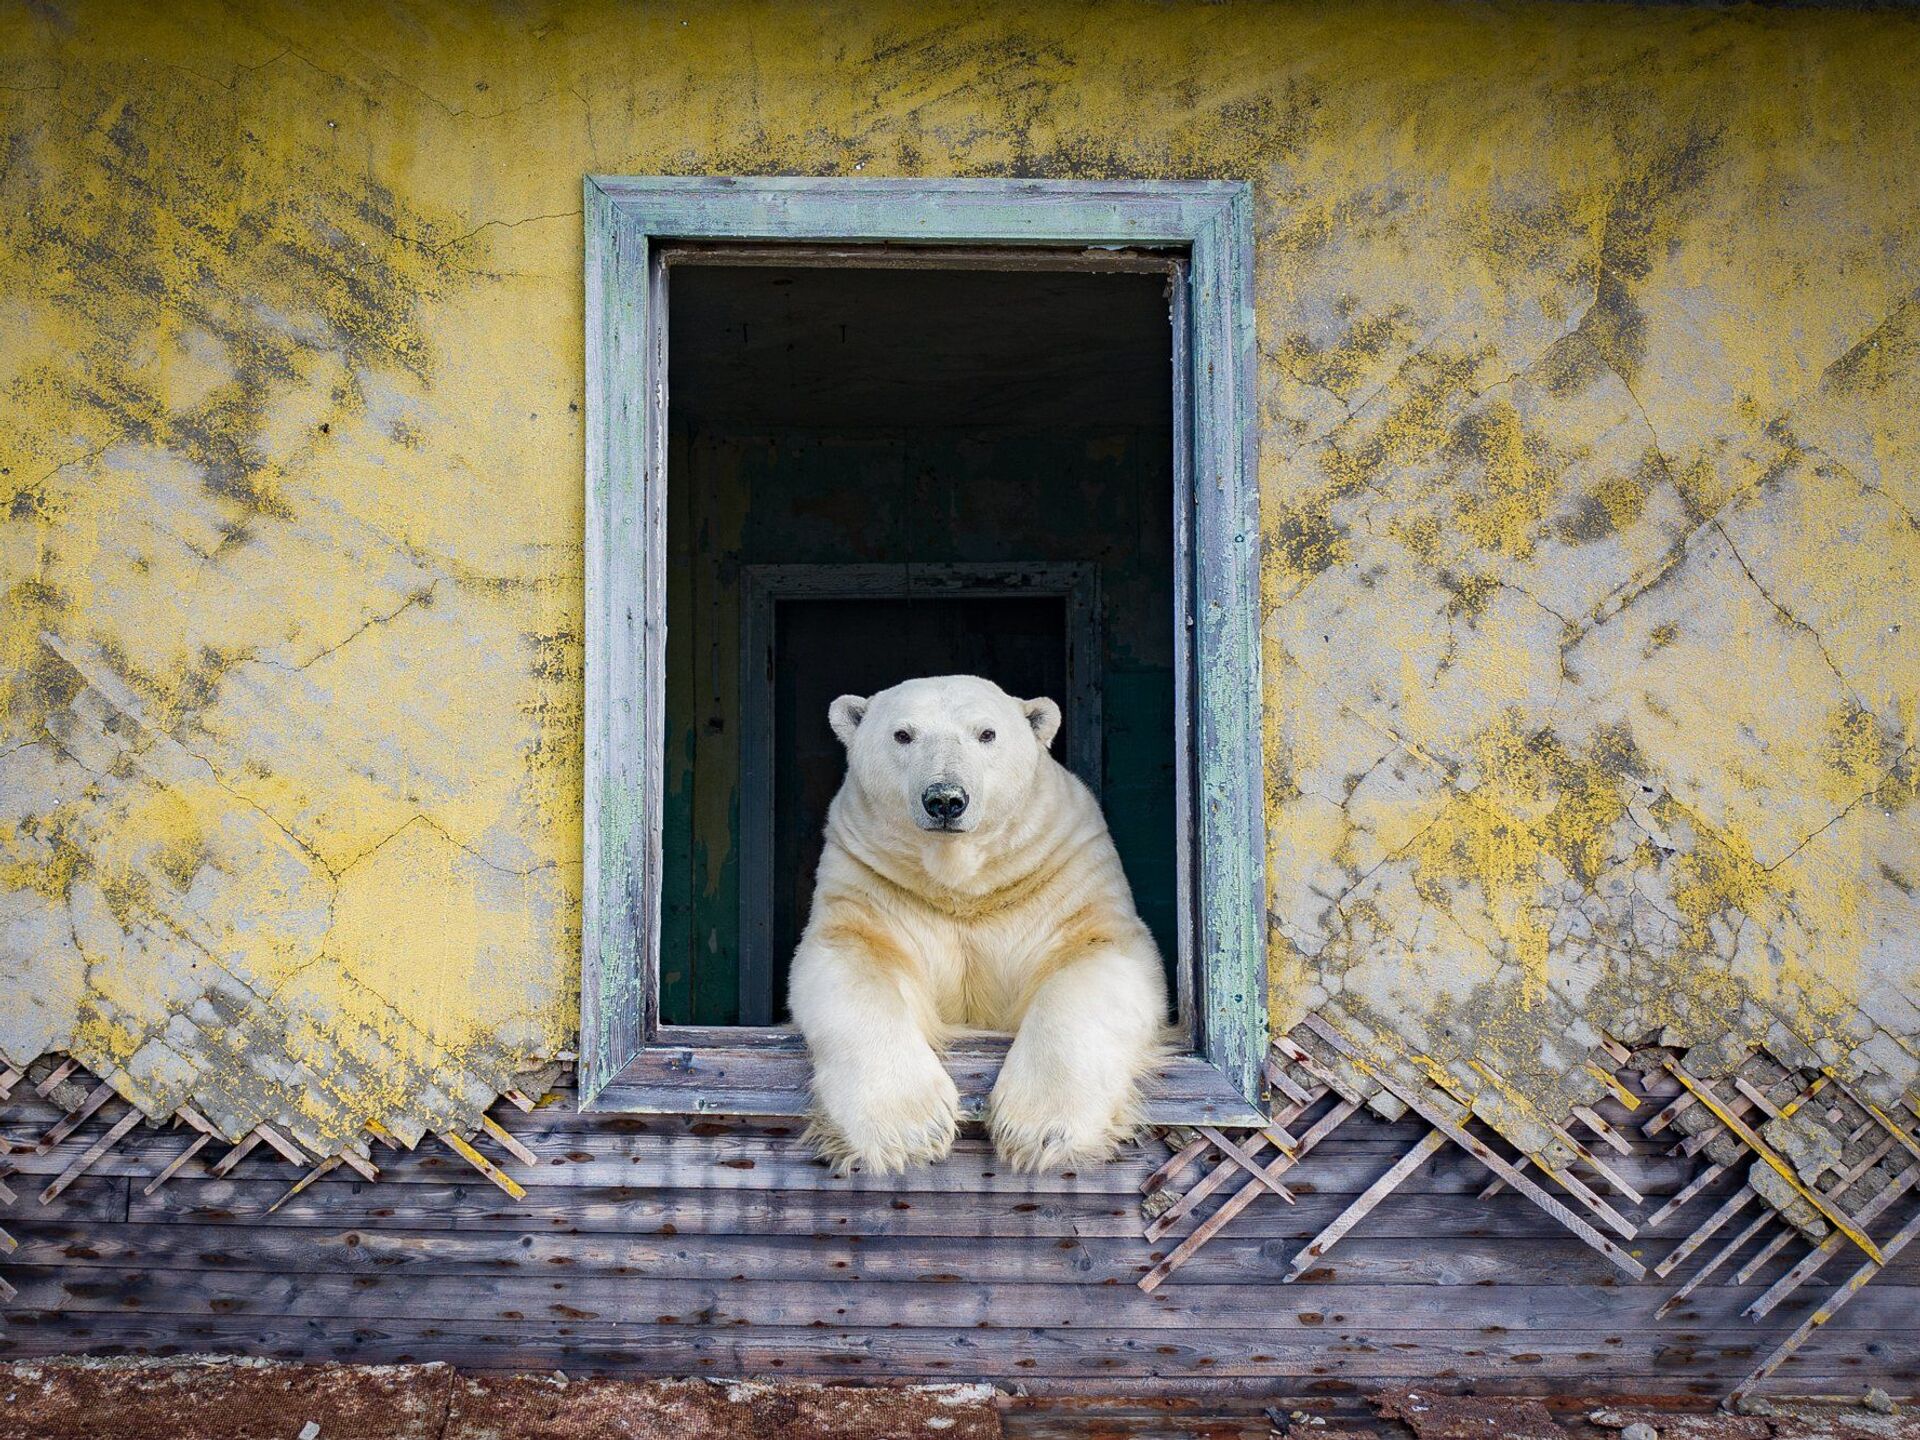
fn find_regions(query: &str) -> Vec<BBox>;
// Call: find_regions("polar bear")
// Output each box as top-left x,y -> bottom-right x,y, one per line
787,674 -> 1170,1174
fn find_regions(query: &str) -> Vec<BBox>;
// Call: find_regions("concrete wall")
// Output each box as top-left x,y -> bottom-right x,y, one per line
2,0 -> 1916,1156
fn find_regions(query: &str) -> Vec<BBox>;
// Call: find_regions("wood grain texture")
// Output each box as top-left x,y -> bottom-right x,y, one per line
4,1082 -> 1912,1393
580,178 -> 658,1106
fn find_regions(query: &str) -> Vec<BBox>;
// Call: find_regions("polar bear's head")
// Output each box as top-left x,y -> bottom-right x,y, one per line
828,675 -> 1062,837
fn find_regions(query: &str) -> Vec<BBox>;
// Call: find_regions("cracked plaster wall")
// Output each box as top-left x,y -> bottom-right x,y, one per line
0,0 -> 1915,1157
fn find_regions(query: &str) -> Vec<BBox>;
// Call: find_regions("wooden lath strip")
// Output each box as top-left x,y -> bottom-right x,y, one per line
267,1156 -> 342,1214
1584,1061 -> 1642,1113
1664,1060 -> 1882,1262
1643,1159 -> 1735,1236
0,1175 -> 14,1206
1572,1104 -> 1633,1156
1144,1090 -> 1328,1205
1655,1188 -> 1755,1279
1469,1059 -> 1642,1215
441,1129 -> 526,1200
37,1079 -> 115,1151
1142,1091 -> 1340,1243
1729,1130 -> 1897,1287
252,1123 -> 310,1168
40,1107 -> 141,1204
33,1058 -> 78,1096
1642,1071 -> 1836,1232
1658,1210 -> 1772,1317
1137,1098 -> 1361,1293
1641,1089 -> 1697,1138
142,1132 -> 212,1196
1142,1133 -> 1211,1197
1298,1015 -> 1645,1279
1744,1158 -> 1919,1318
1144,1131 -> 1279,1240
1263,1054 -> 1316,1109
1198,1126 -> 1295,1201
210,1132 -> 265,1177
1271,1031 -> 1367,1106
1732,1203 -> 1920,1403
1677,1090 -> 1759,1158
0,1065 -> 21,1100
480,1114 -> 538,1169
0,1273 -> 15,1304
1144,1098 -> 1349,1245
1862,1100 -> 1920,1165
0,1224 -> 16,1254
501,1088 -> 537,1113
1282,1128 -> 1446,1283
1731,1226 -> 1795,1288
1595,1037 -> 1633,1065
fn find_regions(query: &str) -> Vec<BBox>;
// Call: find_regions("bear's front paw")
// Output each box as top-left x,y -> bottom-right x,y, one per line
988,1055 -> 1136,1172
806,1052 -> 960,1176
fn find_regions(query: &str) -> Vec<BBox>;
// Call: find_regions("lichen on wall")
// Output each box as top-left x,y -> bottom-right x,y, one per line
1,0 -> 1916,1156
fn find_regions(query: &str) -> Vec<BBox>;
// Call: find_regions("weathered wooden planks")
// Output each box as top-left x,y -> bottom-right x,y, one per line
6,1069 -> 1914,1394
23,1219 -> 1918,1290
3,1310 -> 1901,1388
12,1260 -> 1917,1333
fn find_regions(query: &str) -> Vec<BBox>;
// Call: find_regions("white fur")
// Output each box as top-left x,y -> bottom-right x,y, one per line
788,675 -> 1170,1173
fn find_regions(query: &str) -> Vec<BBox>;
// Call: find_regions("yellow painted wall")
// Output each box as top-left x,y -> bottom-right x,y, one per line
2,0 -> 1915,1154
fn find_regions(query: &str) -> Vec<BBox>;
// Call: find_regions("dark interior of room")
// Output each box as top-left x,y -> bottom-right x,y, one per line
661,257 -> 1178,1026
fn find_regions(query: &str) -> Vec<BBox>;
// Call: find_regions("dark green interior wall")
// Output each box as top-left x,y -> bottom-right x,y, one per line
660,264 -> 1176,1026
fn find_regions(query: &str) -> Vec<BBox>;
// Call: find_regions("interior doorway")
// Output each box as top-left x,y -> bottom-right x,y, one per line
659,251 -> 1180,1027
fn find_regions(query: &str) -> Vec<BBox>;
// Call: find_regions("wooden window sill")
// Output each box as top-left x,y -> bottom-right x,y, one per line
586,1027 -> 1267,1127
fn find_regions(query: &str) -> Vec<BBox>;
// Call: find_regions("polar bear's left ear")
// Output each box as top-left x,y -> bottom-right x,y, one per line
1023,697 -> 1062,748
828,694 -> 868,747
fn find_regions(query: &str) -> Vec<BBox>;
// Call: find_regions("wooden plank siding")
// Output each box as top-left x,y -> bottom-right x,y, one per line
3,1080 -> 1912,1395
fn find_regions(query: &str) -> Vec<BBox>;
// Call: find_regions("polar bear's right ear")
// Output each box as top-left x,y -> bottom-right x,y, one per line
828,695 -> 868,747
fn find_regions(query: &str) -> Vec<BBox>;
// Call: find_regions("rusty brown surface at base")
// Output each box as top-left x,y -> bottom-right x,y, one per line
445,1374 -> 1002,1440
1374,1391 -> 1567,1440
3,1363 -> 1915,1440
0,1358 -> 1003,1440
0,1356 -> 457,1440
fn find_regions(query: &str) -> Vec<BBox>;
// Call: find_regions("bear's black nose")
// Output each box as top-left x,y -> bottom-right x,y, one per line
921,782 -> 969,823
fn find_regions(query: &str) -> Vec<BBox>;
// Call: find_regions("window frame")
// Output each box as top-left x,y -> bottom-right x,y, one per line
582,177 -> 1264,1123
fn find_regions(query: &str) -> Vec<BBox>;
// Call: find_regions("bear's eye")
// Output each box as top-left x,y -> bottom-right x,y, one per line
978,729 -> 996,743
892,729 -> 912,745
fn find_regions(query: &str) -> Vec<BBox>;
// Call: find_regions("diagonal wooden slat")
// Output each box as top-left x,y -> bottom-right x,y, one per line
1299,1015 -> 1645,1279
1571,1104 -> 1632,1156
1655,1188 -> 1755,1279
1137,1098 -> 1360,1293
480,1114 -> 539,1169
1732,1202 -> 1920,1402
441,1130 -> 527,1200
1664,1060 -> 1882,1262
1644,1159 -> 1730,1230
1658,1211 -> 1772,1317
1145,1091 -> 1352,1244
33,1058 -> 78,1097
37,1080 -> 115,1152
267,1157 -> 343,1214
40,1107 -> 142,1204
1282,1128 -> 1446,1283
142,1132 -> 213,1196
1728,1129 -> 1894,1287
210,1132 -> 266,1178
1744,1158 -> 1918,1318
1198,1126 -> 1295,1201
